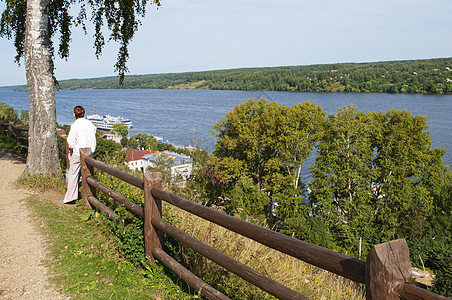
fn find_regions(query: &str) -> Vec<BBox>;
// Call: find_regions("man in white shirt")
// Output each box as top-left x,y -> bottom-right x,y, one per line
62,106 -> 97,204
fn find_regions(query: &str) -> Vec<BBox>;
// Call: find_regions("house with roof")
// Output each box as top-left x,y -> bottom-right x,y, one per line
57,129 -> 66,137
124,148 -> 154,171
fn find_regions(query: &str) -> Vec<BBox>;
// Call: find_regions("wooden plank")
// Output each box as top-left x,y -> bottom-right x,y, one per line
151,188 -> 366,283
152,247 -> 230,300
84,157 -> 144,189
143,172 -> 163,261
86,176 -> 144,218
365,239 -> 411,300
152,218 -> 308,300
398,282 -> 450,300
87,195 -> 120,223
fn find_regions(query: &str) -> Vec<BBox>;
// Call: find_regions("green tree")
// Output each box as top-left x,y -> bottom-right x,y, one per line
213,98 -> 326,224
111,122 -> 129,137
271,101 -> 325,192
1,0 -> 161,174
310,105 -> 376,254
369,109 -> 443,241
308,107 -> 446,256
133,132 -> 160,150
224,175 -> 270,218
146,155 -> 174,187
127,136 -> 139,149
93,131 -> 123,161
213,98 -> 272,190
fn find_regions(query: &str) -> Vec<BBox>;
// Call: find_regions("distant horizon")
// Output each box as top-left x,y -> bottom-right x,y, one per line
2,56 -> 450,88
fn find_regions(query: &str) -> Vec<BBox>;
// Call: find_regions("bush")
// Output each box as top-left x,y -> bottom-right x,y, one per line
0,102 -> 19,122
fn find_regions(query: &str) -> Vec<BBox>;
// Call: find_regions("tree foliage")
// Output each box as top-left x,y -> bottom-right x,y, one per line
212,98 -> 325,219
0,102 -> 19,122
308,106 -> 446,255
1,0 -> 161,84
23,57 -> 452,94
111,122 -> 129,136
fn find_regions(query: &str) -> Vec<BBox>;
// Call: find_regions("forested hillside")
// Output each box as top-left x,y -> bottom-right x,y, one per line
7,57 -> 452,94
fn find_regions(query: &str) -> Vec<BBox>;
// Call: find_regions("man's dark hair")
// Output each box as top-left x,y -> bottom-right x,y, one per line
74,106 -> 85,119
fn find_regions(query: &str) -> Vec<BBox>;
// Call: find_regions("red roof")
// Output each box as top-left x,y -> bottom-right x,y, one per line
57,129 -> 66,136
124,148 -> 153,162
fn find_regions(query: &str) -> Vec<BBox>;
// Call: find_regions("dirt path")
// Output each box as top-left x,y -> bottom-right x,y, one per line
0,150 -> 65,299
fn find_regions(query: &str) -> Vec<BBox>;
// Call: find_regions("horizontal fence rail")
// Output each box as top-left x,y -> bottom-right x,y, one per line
84,157 -> 144,189
151,247 -> 230,300
151,187 -> 366,284
77,148 -> 448,300
152,217 -> 308,300
86,176 -> 144,218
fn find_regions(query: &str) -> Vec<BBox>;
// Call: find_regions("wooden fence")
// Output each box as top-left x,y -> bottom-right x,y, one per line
77,147 -> 448,300
0,120 -> 68,165
0,120 -> 29,149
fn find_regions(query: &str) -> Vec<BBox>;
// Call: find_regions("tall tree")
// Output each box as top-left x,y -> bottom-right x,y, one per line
1,0 -> 161,174
310,105 -> 375,253
213,98 -> 271,190
369,109 -> 442,241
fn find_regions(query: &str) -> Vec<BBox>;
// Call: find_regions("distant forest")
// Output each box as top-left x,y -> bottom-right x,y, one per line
9,57 -> 452,94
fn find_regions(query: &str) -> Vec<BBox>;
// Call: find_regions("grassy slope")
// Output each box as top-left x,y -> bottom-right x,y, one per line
22,191 -> 193,299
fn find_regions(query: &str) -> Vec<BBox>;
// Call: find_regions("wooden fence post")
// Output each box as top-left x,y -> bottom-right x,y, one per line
8,121 -> 13,137
143,172 -> 163,262
365,238 -> 412,300
80,147 -> 95,208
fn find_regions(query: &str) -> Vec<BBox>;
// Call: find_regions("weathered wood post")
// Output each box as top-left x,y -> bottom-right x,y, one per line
143,172 -> 163,262
8,121 -> 14,138
365,238 -> 412,300
80,147 -> 95,208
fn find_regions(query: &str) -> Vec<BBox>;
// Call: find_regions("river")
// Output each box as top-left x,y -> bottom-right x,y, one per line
1,89 -> 451,172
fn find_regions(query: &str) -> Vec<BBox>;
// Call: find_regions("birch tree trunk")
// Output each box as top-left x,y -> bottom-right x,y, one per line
24,0 -> 60,174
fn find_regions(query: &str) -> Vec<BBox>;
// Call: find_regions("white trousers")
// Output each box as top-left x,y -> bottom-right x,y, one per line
64,154 -> 81,202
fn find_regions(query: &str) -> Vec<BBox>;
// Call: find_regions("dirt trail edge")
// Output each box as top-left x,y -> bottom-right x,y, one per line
0,150 -> 65,300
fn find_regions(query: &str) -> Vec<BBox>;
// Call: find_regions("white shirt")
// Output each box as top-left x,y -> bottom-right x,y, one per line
67,118 -> 97,156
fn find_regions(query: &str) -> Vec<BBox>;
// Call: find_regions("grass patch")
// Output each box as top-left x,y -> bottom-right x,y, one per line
167,204 -> 366,299
23,193 -> 193,299
167,80 -> 207,90
17,172 -> 67,194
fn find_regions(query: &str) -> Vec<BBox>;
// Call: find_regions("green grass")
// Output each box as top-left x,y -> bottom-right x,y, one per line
23,194 -> 193,299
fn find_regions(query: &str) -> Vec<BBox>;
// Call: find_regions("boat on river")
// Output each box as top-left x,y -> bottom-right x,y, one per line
87,114 -> 133,131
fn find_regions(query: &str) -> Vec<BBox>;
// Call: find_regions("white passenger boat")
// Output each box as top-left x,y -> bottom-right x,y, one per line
86,114 -> 133,131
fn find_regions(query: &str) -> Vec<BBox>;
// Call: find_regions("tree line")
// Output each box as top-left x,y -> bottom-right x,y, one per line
10,57 -> 452,95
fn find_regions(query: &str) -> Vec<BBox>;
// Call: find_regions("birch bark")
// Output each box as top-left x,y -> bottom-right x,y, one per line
24,0 -> 60,174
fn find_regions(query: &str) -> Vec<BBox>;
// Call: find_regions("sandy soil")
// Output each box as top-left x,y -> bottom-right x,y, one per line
0,150 -> 65,299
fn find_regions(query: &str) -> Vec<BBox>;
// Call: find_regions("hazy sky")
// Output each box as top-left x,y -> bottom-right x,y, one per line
1,0 -> 451,86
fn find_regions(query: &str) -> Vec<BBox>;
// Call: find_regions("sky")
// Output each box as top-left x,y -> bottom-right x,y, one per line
1,0 -> 451,86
